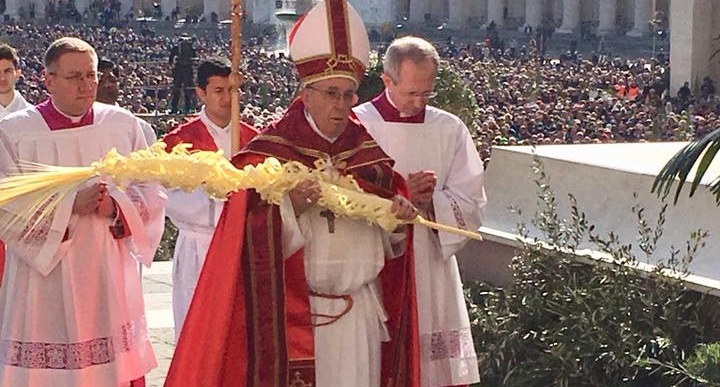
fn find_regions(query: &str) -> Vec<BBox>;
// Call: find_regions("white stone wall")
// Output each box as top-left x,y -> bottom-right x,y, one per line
507,0 -> 525,21
429,0 -> 449,23
474,0 -> 490,25
348,0 -> 394,25
712,3 -> 720,89
480,144 -> 720,283
249,0 -> 276,24
669,0 -> 717,95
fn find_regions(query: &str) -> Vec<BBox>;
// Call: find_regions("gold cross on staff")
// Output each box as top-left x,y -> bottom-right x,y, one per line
319,209 -> 335,233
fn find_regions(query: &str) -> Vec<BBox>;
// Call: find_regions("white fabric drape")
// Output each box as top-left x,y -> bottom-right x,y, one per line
165,109 -> 230,338
354,101 -> 486,386
0,103 -> 166,386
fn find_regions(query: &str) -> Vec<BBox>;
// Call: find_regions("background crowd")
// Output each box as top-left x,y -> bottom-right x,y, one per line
1,21 -> 718,166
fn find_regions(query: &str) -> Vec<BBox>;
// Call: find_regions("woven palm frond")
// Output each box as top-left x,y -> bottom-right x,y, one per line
0,142 -> 482,241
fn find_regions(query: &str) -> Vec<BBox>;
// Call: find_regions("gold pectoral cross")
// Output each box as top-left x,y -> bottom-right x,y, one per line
319,209 -> 335,233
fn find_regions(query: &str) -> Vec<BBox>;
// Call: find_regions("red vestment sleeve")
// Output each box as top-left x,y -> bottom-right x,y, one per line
164,187 -> 316,387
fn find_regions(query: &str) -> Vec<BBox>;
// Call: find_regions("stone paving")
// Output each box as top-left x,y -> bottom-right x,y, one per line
143,261 -> 175,387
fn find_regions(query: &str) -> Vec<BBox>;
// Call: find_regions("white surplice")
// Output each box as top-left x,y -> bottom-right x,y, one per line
0,90 -> 32,296
276,113 -> 405,387
354,100 -> 486,386
0,91 -> 31,121
137,118 -> 157,146
165,108 -> 230,339
0,102 -> 166,387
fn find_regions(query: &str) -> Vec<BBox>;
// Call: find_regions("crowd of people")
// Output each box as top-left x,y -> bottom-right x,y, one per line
444,42 -> 719,164
3,21 -> 719,168
0,23 -> 296,134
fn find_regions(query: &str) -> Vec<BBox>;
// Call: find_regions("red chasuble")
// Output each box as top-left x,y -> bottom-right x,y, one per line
165,99 -> 421,387
162,116 -> 259,153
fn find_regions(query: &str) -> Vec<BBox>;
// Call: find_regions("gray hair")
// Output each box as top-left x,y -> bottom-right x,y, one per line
382,36 -> 439,81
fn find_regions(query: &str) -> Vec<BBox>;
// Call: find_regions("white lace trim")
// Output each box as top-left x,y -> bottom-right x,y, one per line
421,327 -> 476,361
0,320 -> 147,370
441,191 -> 467,229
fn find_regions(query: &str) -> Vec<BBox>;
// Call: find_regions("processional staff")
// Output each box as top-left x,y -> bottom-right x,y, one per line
230,0 -> 244,154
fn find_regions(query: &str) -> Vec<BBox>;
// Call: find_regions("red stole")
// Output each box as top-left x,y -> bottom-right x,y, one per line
36,99 -> 94,130
165,99 -> 421,386
371,91 -> 426,124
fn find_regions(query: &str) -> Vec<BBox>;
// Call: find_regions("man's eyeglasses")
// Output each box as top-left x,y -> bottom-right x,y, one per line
305,85 -> 357,103
395,90 -> 438,100
47,71 -> 99,84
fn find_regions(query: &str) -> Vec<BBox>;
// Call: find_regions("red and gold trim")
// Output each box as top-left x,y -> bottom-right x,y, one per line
326,0 -> 351,60
243,196 -> 316,386
237,99 -> 398,199
244,205 -> 283,385
442,191 -> 467,229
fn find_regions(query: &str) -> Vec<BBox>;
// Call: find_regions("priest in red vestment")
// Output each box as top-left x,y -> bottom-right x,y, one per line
164,1 -> 421,386
162,56 -> 258,340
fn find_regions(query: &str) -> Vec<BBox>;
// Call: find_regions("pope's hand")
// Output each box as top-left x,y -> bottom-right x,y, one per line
390,195 -> 418,222
289,180 -> 321,215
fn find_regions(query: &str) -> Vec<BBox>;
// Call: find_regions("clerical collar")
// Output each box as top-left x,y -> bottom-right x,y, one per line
370,90 -> 425,123
199,106 -> 230,135
385,90 -> 407,116
36,98 -> 94,130
303,109 -> 340,143
52,99 -> 86,123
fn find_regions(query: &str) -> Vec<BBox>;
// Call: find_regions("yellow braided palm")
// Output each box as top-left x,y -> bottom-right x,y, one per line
0,142 -> 481,239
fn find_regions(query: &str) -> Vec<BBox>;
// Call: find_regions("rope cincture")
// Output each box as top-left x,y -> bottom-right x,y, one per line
308,290 -> 354,327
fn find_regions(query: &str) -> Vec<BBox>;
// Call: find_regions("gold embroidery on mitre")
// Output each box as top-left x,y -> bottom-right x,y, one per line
289,371 -> 313,387
321,54 -> 360,79
326,54 -> 355,70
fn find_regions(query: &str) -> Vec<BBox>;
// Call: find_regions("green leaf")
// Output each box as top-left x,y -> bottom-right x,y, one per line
652,127 -> 720,205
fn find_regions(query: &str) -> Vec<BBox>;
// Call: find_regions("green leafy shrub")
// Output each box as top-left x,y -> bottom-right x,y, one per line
357,54 -> 385,105
683,342 -> 720,385
466,157 -> 713,387
642,341 -> 720,386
